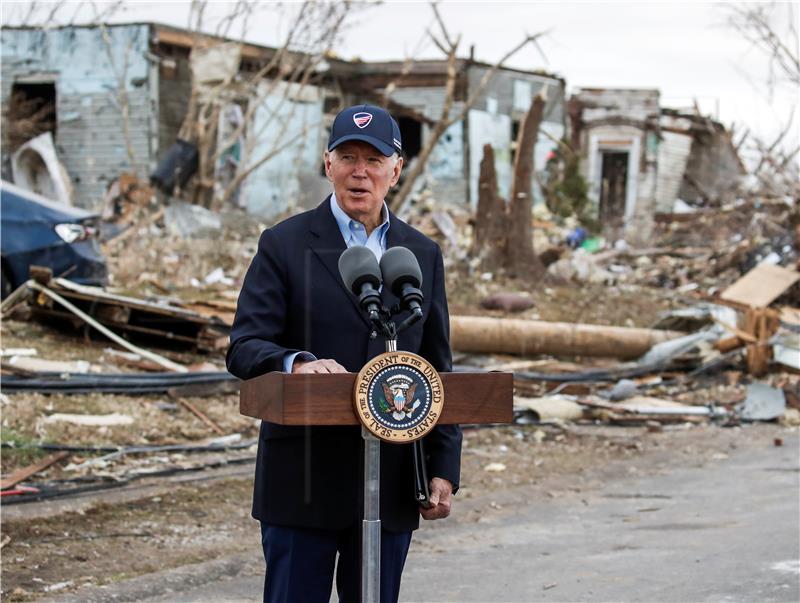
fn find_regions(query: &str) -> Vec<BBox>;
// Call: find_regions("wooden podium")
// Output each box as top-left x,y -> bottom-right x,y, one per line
240,371 -> 513,426
240,369 -> 512,601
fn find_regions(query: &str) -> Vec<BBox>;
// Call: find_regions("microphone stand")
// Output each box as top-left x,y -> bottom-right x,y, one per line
361,303 -> 423,603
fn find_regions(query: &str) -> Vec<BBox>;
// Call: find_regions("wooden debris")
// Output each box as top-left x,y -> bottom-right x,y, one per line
4,356 -> 93,374
102,349 -> 165,372
178,399 -> 225,435
450,316 -> 683,359
715,336 -> 745,353
24,278 -> 231,353
721,264 -> 799,308
743,307 -> 781,376
28,281 -> 188,373
0,451 -> 69,490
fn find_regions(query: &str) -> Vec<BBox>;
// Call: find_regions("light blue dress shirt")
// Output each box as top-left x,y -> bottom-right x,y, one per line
282,194 -> 391,372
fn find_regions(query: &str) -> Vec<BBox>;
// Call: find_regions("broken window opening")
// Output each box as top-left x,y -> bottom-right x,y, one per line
397,117 -> 421,159
7,82 -> 57,152
510,119 -> 521,163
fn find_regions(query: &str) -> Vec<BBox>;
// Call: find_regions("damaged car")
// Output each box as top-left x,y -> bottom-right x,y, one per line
1,180 -> 108,298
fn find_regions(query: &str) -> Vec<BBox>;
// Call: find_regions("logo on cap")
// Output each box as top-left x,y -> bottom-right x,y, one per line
353,112 -> 373,129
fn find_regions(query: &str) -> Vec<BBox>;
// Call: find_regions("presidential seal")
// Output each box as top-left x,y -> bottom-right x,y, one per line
354,351 -> 444,443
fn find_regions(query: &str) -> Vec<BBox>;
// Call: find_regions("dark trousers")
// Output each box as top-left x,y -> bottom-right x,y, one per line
260,523 -> 412,603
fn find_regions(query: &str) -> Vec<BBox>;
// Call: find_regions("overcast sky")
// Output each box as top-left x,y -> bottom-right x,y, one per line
3,1 -> 798,158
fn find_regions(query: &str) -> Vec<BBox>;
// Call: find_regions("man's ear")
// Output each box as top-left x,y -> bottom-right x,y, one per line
390,156 -> 404,186
323,151 -> 334,182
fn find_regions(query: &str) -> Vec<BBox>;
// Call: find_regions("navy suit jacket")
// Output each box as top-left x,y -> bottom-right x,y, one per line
226,197 -> 462,533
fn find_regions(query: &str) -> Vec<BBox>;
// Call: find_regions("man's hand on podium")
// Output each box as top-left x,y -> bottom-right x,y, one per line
292,359 -> 347,373
420,477 -> 453,520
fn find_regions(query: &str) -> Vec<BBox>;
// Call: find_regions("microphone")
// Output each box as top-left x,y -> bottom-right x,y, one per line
380,247 -> 423,314
338,246 -> 383,321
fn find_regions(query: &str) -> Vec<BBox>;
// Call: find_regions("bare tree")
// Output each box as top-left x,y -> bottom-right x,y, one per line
725,2 -> 800,198
726,2 -> 799,98
175,0 -> 355,208
387,2 -> 548,212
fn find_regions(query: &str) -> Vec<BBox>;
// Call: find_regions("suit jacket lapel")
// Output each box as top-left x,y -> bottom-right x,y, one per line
308,196 -> 368,326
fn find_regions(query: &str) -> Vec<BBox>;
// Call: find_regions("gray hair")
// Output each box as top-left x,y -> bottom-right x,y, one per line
329,148 -> 400,166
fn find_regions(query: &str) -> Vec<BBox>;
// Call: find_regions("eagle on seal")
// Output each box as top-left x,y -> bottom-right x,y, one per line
382,382 -> 418,413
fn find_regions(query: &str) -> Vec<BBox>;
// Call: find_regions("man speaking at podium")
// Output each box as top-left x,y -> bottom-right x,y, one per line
227,105 -> 463,602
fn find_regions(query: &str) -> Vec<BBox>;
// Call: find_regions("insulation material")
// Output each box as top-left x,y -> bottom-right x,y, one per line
11,132 -> 74,205
190,42 -> 242,86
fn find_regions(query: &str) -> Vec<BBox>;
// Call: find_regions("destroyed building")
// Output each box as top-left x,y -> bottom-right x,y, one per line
339,58 -> 566,207
1,23 -> 566,218
568,88 -> 746,242
0,23 -> 327,214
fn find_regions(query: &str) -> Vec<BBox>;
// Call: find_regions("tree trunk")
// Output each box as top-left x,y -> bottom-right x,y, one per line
450,315 -> 684,360
471,144 -> 507,268
506,94 -> 546,278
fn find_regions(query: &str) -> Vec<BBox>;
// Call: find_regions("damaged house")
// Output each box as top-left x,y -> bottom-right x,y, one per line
335,58 -> 566,208
1,23 -> 566,219
568,88 -> 745,241
0,23 -> 330,215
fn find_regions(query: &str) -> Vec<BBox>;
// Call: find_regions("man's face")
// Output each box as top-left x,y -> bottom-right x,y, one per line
324,140 -> 403,224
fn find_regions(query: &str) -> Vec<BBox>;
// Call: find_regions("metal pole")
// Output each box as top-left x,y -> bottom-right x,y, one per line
362,338 -> 396,603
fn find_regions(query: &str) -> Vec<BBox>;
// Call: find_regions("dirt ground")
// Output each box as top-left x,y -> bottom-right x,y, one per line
2,422 -> 794,602
2,207 -> 797,601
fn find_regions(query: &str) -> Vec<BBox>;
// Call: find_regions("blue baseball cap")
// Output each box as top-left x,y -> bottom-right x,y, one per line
328,105 -> 402,157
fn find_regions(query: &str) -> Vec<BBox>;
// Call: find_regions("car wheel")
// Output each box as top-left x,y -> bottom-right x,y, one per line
1,263 -> 13,300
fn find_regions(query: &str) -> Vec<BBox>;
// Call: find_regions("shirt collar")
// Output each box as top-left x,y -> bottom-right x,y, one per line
330,193 -> 390,243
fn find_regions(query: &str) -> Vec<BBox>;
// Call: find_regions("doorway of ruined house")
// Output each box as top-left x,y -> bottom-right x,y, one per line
599,151 -> 628,231
7,82 -> 57,150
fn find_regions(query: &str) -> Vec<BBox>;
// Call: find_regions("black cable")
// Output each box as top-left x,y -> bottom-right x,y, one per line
3,456 -> 256,505
1,371 -> 239,394
1,440 -> 257,455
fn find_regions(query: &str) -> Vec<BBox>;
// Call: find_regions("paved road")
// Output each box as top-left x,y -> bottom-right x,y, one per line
50,432 -> 799,603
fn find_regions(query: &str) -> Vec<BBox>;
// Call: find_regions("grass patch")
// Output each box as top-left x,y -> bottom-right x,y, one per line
1,428 -> 49,471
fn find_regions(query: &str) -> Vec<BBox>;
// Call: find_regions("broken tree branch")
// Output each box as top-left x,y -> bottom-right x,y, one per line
506,91 -> 547,277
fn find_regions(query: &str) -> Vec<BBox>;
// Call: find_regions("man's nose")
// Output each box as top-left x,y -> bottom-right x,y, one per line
351,158 -> 368,177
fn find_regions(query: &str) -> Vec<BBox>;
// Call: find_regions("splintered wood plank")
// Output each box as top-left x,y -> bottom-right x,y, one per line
1,452 -> 69,490
721,264 -> 800,308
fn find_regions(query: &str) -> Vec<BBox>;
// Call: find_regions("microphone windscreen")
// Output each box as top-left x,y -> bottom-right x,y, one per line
338,246 -> 381,294
380,246 -> 422,296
